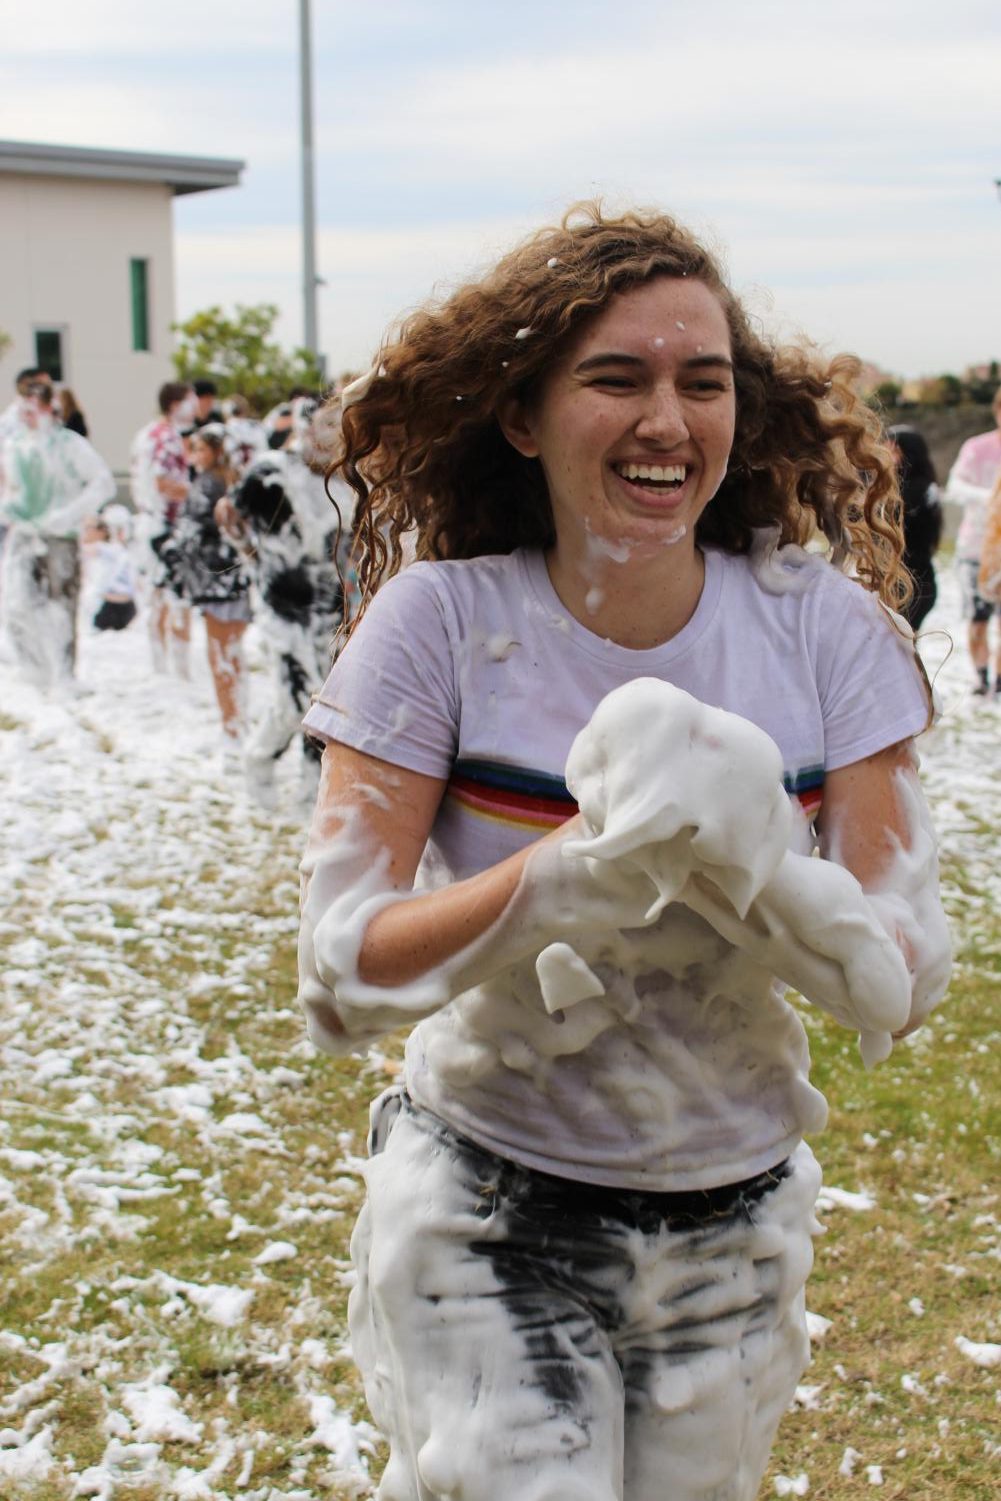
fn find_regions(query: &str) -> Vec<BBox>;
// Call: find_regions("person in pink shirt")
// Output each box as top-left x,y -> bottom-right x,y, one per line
946,388 -> 1001,694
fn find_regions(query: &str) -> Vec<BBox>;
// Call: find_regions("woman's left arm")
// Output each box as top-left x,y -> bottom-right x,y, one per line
817,739 -> 952,1037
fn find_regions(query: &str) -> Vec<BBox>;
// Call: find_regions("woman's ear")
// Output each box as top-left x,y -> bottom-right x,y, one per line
496,392 -> 540,459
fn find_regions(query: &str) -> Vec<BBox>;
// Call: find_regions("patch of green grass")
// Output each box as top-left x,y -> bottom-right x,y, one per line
765,968 -> 1000,1499
2,771 -> 996,1501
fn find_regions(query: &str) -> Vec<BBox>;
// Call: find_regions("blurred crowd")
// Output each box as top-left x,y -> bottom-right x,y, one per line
0,369 -> 356,807
2,364 -> 1001,808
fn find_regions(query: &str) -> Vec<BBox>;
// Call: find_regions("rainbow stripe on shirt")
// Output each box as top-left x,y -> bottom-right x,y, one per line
784,765 -> 825,822
446,759 -> 578,834
446,758 -> 825,834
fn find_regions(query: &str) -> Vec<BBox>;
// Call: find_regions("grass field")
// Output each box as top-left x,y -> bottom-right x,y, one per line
1,582 -> 998,1500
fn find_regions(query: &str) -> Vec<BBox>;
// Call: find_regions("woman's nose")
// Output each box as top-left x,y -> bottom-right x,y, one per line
633,383 -> 689,446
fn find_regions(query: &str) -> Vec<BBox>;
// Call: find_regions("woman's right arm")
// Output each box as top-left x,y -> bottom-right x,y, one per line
297,740 -> 658,1054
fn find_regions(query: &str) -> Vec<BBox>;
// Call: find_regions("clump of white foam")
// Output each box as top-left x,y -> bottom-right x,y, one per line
564,681 -> 793,920
954,1334 -> 1001,1368
563,680 -> 937,1061
582,525 -> 632,565
155,1272 -> 253,1327
121,1381 -> 203,1443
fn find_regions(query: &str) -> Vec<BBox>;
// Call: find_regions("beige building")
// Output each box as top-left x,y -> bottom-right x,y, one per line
0,140 -> 244,473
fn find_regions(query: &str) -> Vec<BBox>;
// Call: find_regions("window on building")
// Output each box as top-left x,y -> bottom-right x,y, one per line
34,328 -> 64,382
130,258 -> 150,352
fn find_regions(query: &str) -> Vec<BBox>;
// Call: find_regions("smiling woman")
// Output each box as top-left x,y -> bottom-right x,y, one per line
295,203 -> 949,1501
496,276 -> 736,647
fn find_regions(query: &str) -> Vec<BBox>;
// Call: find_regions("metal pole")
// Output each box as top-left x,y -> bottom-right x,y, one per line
299,0 -> 319,358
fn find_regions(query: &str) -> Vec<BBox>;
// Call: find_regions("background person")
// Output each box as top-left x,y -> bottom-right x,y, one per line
191,378 -> 225,429
886,424 -> 942,632
0,367 -> 53,443
217,400 -> 350,805
0,380 -> 114,687
296,206 -> 949,1501
83,509 -> 137,632
161,425 -> 252,764
130,382 -> 195,675
945,386 -> 1001,695
54,385 -> 89,437
223,393 -> 268,475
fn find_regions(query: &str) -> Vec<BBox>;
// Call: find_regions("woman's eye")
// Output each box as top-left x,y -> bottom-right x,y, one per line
590,377 -> 636,390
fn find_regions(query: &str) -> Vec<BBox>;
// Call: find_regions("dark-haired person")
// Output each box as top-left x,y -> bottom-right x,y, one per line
296,205 -> 950,1501
0,381 -> 114,687
160,425 -> 252,764
191,378 -> 225,430
946,387 -> 1001,694
130,382 -> 196,674
54,385 -> 89,438
887,425 -> 942,631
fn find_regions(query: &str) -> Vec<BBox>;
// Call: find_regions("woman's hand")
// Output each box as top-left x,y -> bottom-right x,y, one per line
677,738 -> 950,1063
298,751 -> 660,1052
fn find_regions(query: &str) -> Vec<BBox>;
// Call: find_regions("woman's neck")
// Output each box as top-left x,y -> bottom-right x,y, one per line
544,535 -> 706,650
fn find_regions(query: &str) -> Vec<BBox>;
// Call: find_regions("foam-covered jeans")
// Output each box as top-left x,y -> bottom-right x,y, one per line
349,1090 -> 822,1501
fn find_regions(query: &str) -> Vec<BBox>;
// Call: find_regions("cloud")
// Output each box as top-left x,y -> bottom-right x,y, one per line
5,2 -> 1000,376
5,0 -> 289,56
174,213 -> 1001,377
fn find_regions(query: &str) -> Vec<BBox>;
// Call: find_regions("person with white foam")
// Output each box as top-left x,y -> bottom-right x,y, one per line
217,398 -> 352,806
945,386 -> 1001,695
296,205 -> 950,1501
0,379 -> 115,688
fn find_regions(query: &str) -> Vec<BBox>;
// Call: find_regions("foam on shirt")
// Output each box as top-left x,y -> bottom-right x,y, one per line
301,678 -> 949,1186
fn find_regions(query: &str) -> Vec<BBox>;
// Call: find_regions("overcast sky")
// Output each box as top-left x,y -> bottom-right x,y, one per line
4,0 -> 1000,379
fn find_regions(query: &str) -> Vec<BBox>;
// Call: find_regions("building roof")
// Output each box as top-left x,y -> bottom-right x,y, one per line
0,140 -> 244,197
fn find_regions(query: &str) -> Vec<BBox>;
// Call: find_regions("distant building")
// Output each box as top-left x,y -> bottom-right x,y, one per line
0,140 -> 244,472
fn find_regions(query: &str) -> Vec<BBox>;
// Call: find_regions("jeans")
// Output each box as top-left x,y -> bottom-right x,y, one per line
349,1090 -> 822,1501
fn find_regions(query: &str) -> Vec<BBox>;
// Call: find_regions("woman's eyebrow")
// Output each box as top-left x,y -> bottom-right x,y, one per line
572,351 -> 733,374
572,352 -> 645,374
684,354 -> 734,371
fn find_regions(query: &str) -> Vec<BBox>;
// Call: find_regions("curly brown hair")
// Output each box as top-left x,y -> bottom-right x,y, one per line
333,202 -> 908,618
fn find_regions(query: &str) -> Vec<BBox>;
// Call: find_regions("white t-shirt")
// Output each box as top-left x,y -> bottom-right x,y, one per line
303,544 -> 930,1190
93,540 -> 136,600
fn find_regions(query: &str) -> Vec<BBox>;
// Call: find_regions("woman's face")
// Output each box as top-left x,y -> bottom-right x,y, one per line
191,441 -> 213,472
501,276 -> 736,558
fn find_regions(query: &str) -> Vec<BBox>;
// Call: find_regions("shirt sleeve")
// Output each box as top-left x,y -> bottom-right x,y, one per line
811,572 -> 931,770
302,564 -> 459,779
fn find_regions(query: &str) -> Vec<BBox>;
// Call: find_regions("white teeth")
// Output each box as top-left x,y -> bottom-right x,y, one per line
616,462 -> 686,483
